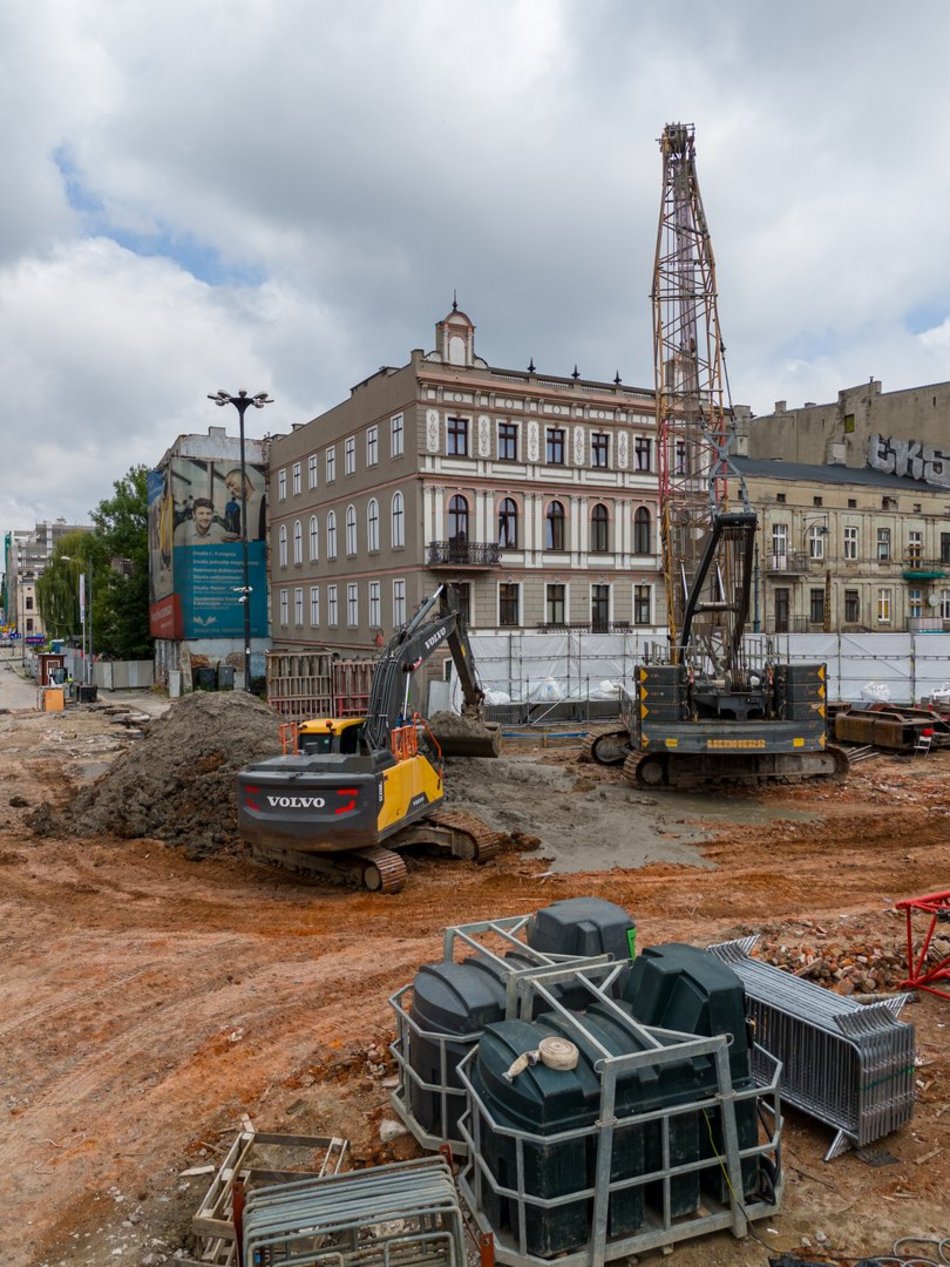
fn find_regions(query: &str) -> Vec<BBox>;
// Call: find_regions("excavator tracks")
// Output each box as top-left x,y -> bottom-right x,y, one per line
425,808 -> 504,862
580,727 -> 632,767
248,841 -> 408,894
622,745 -> 851,789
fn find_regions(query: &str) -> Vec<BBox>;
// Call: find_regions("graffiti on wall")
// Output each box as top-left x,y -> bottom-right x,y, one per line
867,435 -> 950,488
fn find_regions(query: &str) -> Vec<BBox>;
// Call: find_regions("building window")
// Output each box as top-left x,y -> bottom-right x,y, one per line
310,585 -> 320,627
455,582 -> 472,625
391,491 -> 405,548
942,532 -> 950,565
546,583 -> 566,625
844,589 -> 860,623
278,469 -> 287,501
326,510 -> 337,559
448,494 -> 469,546
367,498 -> 380,552
294,586 -> 304,626
26,618 -> 34,632
447,416 -> 469,456
674,439 -> 687,475
847,498 -> 857,509
546,427 -> 565,465
590,503 -> 609,553
634,437 -> 652,472
347,583 -> 358,627
393,578 -> 406,627
498,421 -> 518,461
25,596 -> 34,611
498,498 -> 518,548
877,587 -> 892,624
634,584 -> 651,625
907,530 -> 923,562
293,519 -> 303,565
813,495 -> 822,507
326,446 -> 336,482
772,523 -> 788,563
843,525 -> 858,560
774,587 -> 790,633
345,504 -> 357,556
279,588 -> 288,626
344,436 -> 356,476
776,493 -> 786,504
309,515 -> 319,561
809,588 -> 825,624
940,588 -> 950,620
591,433 -> 609,468
369,580 -> 381,628
545,500 -> 565,551
909,587 -> 923,619
278,523 -> 288,568
633,506 -> 651,555
391,414 -> 404,457
499,582 -> 520,627
807,524 -> 826,560
877,527 -> 891,562
591,584 -> 610,632
366,425 -> 379,466
327,584 -> 339,627
292,462 -> 301,496
308,454 -> 318,489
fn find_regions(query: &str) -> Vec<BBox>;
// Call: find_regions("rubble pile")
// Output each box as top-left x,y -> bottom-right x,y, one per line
758,936 -> 921,994
63,691 -> 282,857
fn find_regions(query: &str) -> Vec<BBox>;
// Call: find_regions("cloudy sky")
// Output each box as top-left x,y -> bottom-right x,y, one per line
3,0 -> 950,531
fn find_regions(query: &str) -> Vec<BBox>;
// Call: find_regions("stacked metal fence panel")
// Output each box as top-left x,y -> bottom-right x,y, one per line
241,1156 -> 466,1267
708,937 -> 916,1159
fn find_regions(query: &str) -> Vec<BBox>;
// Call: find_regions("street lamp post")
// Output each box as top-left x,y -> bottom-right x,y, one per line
208,389 -> 273,692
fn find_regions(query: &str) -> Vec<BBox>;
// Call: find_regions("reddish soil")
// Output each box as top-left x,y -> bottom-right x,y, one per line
1,702 -> 947,1267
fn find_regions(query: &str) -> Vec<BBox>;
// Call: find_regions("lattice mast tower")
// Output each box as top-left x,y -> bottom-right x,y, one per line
652,122 -> 756,684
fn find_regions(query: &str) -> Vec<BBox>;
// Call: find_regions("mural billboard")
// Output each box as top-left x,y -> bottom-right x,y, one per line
148,457 -> 268,640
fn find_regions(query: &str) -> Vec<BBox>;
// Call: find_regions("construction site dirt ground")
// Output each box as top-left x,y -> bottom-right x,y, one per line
1,692 -> 948,1267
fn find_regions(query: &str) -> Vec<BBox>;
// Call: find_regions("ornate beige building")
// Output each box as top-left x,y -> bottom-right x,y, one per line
268,307 -> 665,652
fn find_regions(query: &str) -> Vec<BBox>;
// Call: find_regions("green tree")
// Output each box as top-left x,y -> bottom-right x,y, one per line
90,465 -> 152,660
36,531 -> 101,640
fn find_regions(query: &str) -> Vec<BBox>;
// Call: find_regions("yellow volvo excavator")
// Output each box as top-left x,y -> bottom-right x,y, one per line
236,585 -> 502,893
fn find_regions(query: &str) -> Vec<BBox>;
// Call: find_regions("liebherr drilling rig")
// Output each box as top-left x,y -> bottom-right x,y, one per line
589,123 -> 848,788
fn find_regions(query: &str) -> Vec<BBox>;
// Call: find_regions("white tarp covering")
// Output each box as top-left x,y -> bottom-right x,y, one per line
464,630 -> 950,705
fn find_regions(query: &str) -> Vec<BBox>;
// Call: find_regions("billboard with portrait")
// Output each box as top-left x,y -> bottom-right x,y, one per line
148,457 -> 268,639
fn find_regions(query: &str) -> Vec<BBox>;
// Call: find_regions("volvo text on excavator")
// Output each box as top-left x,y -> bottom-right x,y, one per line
236,584 -> 503,892
586,123 -> 848,788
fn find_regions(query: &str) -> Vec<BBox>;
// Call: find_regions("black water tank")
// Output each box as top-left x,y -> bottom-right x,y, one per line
528,897 -> 637,998
468,1017 -> 608,1256
623,943 -> 760,1200
408,960 -> 509,1142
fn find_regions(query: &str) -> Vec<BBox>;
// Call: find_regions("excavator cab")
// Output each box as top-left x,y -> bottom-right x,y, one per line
297,717 -> 365,756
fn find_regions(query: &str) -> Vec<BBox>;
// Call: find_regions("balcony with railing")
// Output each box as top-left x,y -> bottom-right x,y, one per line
901,556 -> 950,581
427,539 -> 501,568
535,620 -> 637,634
764,551 -> 810,576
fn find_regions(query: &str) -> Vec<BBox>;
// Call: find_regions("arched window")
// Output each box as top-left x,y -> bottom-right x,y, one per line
345,504 -> 357,556
278,523 -> 288,568
545,500 -> 565,551
391,491 -> 405,549
498,497 -> 518,549
448,494 -> 469,561
634,506 -> 652,555
309,514 -> 319,561
293,519 -> 303,565
590,503 -> 609,553
327,510 -> 337,559
367,498 -> 379,552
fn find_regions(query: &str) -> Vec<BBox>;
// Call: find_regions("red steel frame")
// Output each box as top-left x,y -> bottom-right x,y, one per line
896,889 -> 950,999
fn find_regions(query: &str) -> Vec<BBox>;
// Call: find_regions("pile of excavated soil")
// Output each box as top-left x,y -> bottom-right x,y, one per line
64,692 -> 282,857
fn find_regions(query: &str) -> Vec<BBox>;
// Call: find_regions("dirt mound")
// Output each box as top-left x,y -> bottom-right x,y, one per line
65,692 -> 282,857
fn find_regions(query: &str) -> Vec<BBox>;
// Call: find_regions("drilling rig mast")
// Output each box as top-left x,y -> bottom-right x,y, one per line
585,123 -> 847,788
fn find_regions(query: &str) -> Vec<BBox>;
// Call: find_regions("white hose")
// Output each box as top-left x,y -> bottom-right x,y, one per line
503,1036 -> 579,1081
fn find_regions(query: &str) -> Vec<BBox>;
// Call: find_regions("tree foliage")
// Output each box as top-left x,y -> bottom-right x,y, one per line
36,466 -> 153,660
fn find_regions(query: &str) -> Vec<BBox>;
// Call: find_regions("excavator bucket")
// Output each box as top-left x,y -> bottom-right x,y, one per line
427,710 -> 502,758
